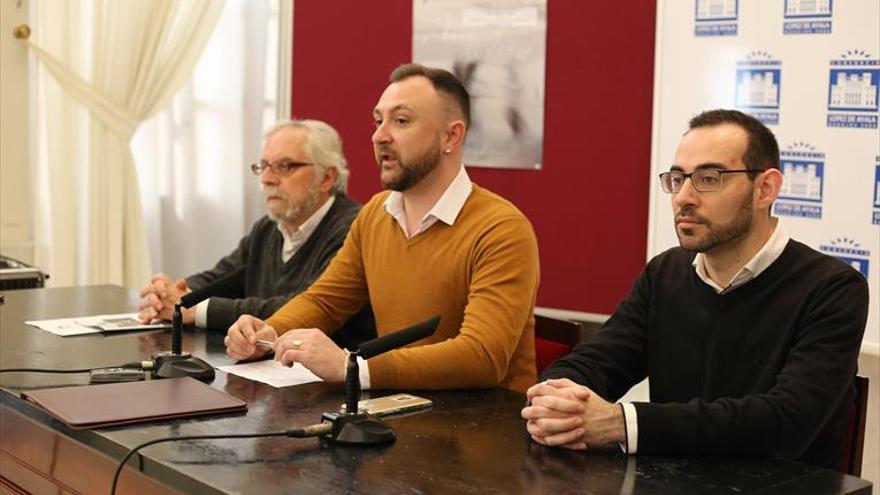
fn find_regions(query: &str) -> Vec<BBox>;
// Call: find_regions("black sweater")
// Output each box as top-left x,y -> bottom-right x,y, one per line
186,193 -> 374,349
544,240 -> 868,467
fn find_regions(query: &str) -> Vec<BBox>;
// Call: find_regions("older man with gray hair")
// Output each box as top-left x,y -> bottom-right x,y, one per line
138,119 -> 373,349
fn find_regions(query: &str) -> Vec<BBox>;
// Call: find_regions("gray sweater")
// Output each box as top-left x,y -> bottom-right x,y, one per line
186,193 -> 374,349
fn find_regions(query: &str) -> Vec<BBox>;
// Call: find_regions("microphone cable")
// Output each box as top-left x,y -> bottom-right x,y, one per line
0,361 -> 154,374
110,421 -> 333,495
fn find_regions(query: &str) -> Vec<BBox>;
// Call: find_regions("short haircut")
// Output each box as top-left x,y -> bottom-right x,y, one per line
390,63 -> 471,128
265,119 -> 349,194
688,109 -> 780,171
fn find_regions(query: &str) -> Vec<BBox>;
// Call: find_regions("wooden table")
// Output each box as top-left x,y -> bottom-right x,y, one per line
0,286 -> 873,494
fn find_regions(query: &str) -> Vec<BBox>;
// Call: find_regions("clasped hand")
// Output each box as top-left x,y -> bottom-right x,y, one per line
138,273 -> 194,323
521,378 -> 625,450
225,314 -> 347,383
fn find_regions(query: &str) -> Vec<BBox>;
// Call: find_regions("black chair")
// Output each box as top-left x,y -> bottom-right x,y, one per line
837,375 -> 869,476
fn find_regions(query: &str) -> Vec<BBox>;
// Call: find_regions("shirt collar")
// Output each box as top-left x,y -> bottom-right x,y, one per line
383,165 -> 473,237
693,221 -> 790,293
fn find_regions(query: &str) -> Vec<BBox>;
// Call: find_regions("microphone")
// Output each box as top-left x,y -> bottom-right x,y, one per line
357,315 -> 440,359
153,267 -> 247,382
323,315 -> 440,446
180,267 -> 246,308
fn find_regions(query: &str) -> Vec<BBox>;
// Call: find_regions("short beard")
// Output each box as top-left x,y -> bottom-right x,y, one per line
676,188 -> 754,253
263,178 -> 322,225
382,145 -> 442,192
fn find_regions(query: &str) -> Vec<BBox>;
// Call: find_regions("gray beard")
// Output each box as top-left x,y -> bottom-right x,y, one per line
264,179 -> 321,225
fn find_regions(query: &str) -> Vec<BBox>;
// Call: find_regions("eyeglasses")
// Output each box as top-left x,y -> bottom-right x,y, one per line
250,159 -> 314,177
659,169 -> 766,193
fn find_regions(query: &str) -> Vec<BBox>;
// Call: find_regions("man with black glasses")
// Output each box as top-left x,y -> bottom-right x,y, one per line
522,109 -> 868,467
138,119 -> 372,349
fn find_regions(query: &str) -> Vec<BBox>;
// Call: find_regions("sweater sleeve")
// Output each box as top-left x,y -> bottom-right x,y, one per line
202,214 -> 352,331
367,215 -> 540,390
541,266 -> 651,400
635,269 -> 868,460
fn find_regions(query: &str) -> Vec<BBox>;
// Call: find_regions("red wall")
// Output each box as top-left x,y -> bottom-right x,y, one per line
291,1 -> 655,315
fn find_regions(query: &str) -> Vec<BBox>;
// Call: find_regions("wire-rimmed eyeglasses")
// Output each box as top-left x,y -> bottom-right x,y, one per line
250,159 -> 314,177
659,169 -> 766,193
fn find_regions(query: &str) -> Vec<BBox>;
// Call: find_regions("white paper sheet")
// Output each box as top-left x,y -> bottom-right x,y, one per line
25,316 -> 101,336
218,360 -> 323,388
25,313 -> 169,336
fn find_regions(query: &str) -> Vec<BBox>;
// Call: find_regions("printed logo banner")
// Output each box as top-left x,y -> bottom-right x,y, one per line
651,1 -> 880,347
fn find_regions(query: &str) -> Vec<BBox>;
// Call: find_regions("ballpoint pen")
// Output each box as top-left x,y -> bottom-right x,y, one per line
256,339 -> 275,349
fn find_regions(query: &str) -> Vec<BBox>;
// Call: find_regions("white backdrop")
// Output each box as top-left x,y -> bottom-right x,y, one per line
649,0 -> 880,350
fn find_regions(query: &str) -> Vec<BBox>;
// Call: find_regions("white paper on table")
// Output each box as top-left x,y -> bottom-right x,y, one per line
219,360 -> 323,388
25,313 -> 168,336
25,317 -> 102,336
75,313 -> 169,331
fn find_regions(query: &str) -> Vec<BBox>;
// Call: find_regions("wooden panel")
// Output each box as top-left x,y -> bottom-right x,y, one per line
0,405 -> 178,495
1,470 -> 39,495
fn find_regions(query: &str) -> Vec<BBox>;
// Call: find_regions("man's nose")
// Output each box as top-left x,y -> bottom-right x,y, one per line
672,176 -> 699,209
260,166 -> 280,186
372,123 -> 391,145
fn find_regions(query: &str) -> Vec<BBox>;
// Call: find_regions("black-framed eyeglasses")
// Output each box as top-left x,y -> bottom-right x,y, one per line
250,159 -> 314,177
659,169 -> 766,193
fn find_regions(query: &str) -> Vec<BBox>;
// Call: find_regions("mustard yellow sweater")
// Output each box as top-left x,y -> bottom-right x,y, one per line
266,185 -> 539,392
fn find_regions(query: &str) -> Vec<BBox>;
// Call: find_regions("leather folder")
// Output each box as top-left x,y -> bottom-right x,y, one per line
21,377 -> 247,429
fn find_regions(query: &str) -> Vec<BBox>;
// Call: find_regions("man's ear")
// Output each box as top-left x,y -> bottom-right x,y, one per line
755,168 -> 782,213
442,120 -> 467,152
319,166 -> 339,194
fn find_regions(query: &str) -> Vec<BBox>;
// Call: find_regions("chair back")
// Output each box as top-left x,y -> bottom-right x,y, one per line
837,375 -> 869,476
534,314 -> 581,375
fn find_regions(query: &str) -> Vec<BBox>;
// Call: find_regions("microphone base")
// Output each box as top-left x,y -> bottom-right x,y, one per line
321,411 -> 396,446
152,351 -> 215,382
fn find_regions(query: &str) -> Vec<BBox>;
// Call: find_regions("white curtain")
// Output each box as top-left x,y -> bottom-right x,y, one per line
131,0 -> 279,279
29,0 -> 224,288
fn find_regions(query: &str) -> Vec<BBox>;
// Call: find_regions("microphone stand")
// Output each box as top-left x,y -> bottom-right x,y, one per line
320,350 -> 395,446
150,268 -> 245,382
151,303 -> 215,382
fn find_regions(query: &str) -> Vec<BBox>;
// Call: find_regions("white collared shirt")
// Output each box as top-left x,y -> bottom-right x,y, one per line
194,195 -> 337,328
279,195 -> 336,264
692,221 -> 790,294
382,165 -> 473,239
620,221 -> 790,454
355,166 -> 473,388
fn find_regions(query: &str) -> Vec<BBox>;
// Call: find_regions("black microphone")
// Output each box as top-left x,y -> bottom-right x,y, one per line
323,315 -> 440,446
154,267 -> 247,382
357,315 -> 440,359
180,267 -> 246,308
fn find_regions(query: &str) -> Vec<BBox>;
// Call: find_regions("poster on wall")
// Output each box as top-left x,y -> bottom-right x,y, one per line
413,0 -> 547,169
649,0 -> 880,349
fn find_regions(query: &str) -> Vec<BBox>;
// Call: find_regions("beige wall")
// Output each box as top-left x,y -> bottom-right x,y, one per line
0,0 -> 33,263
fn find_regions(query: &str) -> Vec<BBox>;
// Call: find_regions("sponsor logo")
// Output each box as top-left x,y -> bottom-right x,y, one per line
694,0 -> 738,37
873,157 -> 880,225
774,142 -> 824,219
783,0 -> 832,35
819,238 -> 870,278
826,50 -> 879,129
736,51 -> 782,125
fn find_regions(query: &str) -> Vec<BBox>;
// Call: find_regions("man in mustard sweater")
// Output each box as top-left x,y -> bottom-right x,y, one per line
225,63 -> 540,392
